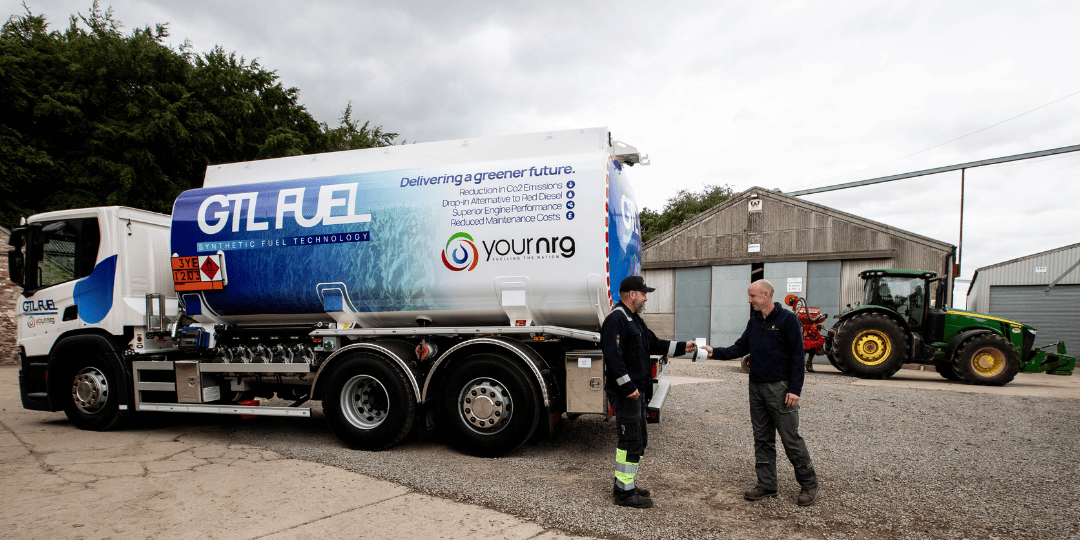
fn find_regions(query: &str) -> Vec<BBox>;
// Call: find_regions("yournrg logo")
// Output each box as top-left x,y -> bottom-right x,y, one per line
442,232 -> 479,271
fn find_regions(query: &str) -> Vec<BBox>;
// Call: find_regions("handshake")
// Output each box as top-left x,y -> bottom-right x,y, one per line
682,340 -> 712,362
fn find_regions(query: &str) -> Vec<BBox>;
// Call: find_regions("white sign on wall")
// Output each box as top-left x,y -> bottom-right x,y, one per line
748,243 -> 761,253
787,277 -> 803,293
748,199 -> 762,212
1035,267 -> 1048,273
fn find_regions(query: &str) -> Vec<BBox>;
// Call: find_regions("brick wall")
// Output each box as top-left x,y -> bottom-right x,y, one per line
0,227 -> 18,365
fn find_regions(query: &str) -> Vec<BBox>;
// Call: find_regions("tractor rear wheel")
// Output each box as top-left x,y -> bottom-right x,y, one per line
952,334 -> 1020,386
825,350 -> 844,372
824,324 -> 847,372
833,313 -> 908,379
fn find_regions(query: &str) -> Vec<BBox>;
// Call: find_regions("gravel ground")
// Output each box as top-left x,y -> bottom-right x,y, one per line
210,364 -> 1079,540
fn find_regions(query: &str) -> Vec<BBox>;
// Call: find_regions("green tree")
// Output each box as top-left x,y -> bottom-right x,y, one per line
640,183 -> 734,243
323,103 -> 401,151
0,3 -> 399,229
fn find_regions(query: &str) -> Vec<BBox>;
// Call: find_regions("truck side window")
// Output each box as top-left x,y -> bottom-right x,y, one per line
33,218 -> 100,289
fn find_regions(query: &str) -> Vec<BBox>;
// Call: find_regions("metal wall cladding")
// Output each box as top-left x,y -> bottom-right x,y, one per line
987,284 -> 1080,352
641,268 -> 675,314
967,243 -> 1080,312
840,258 -> 892,310
641,187 -> 956,325
642,187 -> 953,271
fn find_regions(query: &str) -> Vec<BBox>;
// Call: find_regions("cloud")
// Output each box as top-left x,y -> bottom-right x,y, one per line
6,0 -> 1080,297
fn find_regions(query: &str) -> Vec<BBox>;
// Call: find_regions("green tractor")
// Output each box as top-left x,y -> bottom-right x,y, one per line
824,269 -> 1075,386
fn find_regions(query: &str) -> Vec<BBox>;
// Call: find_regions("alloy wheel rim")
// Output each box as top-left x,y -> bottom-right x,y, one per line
852,330 -> 891,366
341,375 -> 389,429
72,367 -> 109,414
458,377 -> 513,435
971,347 -> 1006,377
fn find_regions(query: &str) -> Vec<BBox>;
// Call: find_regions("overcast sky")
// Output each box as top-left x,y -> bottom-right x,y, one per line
7,1 -> 1080,306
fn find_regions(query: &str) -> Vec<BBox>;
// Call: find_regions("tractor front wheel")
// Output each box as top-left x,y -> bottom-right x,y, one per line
935,360 -> 961,381
952,334 -> 1020,386
833,313 -> 909,379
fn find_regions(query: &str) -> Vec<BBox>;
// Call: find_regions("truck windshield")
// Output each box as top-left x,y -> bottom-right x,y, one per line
25,218 -> 100,290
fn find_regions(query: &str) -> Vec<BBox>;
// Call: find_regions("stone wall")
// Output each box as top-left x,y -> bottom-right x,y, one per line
0,227 -> 18,365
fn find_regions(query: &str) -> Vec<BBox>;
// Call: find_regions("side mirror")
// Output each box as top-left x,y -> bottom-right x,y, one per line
8,249 -> 24,287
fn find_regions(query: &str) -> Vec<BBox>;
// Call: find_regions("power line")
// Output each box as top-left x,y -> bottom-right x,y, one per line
794,88 -> 1080,190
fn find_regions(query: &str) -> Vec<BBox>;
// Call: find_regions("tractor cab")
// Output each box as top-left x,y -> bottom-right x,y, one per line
860,269 -> 935,331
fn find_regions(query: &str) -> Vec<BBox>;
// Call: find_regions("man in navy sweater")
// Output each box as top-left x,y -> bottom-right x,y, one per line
704,279 -> 819,506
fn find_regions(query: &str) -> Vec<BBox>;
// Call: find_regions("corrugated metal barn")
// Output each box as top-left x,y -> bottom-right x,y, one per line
639,187 -> 956,351
966,243 -> 1080,351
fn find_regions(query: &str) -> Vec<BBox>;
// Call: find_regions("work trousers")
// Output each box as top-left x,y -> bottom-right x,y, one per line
610,391 -> 648,492
749,381 -> 818,491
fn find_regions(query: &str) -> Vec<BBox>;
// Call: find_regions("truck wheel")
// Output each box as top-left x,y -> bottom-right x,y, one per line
323,354 -> 416,451
935,361 -> 961,381
952,334 -> 1020,386
439,354 -> 540,457
833,313 -> 908,379
63,355 -> 126,431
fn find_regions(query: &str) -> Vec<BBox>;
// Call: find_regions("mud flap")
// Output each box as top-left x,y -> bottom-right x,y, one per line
646,379 -> 670,423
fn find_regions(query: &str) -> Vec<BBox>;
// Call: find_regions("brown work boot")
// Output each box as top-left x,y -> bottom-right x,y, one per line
743,486 -> 778,501
797,486 -> 819,506
614,489 -> 654,509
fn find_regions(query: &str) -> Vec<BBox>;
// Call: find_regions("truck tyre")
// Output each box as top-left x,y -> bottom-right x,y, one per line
63,355 -> 127,431
439,354 -> 540,457
833,313 -> 908,379
935,361 -> 961,381
323,354 -> 416,451
952,334 -> 1020,386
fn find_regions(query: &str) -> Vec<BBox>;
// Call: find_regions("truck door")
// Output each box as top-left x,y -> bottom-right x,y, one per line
15,217 -> 103,355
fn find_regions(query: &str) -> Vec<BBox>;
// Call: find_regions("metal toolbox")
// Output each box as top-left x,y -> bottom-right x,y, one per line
564,351 -> 606,414
175,361 -> 222,403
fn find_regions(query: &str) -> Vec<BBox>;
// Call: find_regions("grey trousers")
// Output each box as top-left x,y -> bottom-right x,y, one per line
749,381 -> 818,491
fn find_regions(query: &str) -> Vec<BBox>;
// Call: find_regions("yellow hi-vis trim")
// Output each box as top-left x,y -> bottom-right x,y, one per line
615,449 -> 638,490
946,311 -> 1022,326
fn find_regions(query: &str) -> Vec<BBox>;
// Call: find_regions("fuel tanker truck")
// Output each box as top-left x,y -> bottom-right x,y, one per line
10,127 -> 669,457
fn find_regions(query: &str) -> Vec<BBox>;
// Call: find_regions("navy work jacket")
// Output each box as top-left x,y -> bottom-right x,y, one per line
711,302 -> 806,396
601,302 -> 686,397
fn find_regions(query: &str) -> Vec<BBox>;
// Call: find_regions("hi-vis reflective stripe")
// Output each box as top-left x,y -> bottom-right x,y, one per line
614,449 -> 637,490
616,374 -> 631,386
667,342 -> 676,356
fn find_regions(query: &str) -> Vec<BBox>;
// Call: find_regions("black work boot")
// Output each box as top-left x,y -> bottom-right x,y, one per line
613,489 -> 653,509
613,480 -> 649,498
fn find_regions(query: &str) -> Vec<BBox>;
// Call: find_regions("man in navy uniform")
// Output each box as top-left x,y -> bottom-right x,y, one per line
602,275 -> 696,508
704,279 -> 819,506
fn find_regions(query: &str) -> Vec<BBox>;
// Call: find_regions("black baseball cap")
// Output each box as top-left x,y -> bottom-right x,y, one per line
619,275 -> 655,293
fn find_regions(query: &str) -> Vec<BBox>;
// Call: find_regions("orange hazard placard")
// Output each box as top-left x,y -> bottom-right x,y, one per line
172,255 -> 226,291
